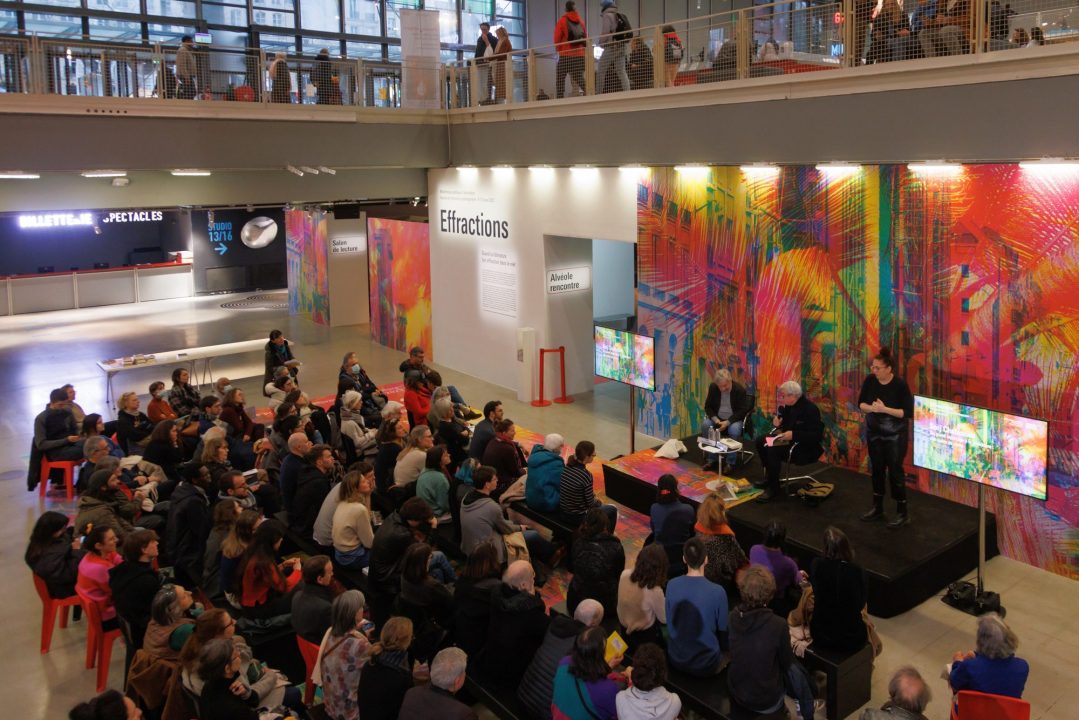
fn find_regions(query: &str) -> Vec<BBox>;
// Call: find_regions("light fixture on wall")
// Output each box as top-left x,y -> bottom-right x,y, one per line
171,169 -> 212,176
907,162 -> 962,175
1018,158 -> 1079,174
815,162 -> 860,177
81,170 -> 127,178
285,165 -> 304,177
674,164 -> 709,180
740,164 -> 780,177
0,171 -> 40,179
317,166 -> 337,175
300,166 -> 320,175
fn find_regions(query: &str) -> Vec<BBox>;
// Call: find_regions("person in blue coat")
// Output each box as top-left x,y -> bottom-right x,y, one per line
525,434 -> 566,512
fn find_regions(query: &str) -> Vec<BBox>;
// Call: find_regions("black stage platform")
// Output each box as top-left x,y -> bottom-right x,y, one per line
603,439 -> 998,618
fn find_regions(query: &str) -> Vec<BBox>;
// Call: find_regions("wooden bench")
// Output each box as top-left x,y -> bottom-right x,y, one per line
461,675 -> 533,720
802,642 -> 874,720
510,500 -> 579,538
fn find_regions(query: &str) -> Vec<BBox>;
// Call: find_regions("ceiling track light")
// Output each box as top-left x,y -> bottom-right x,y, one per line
81,170 -> 127,178
317,166 -> 336,175
0,171 -> 40,179
286,165 -> 304,177
300,166 -> 319,175
171,169 -> 211,176
907,162 -> 962,174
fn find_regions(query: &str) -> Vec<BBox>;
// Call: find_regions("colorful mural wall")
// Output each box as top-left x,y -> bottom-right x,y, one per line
636,164 -> 1078,578
285,209 -> 330,325
367,218 -> 433,357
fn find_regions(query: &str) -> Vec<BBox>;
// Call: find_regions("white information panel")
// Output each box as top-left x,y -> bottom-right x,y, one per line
400,9 -> 442,109
480,247 -> 518,318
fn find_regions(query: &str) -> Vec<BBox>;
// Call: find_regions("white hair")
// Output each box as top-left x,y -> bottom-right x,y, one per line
503,560 -> 535,592
714,368 -> 732,384
341,390 -> 362,409
381,401 -> 404,419
544,433 -> 565,452
429,647 -> 467,691
976,613 -> 1018,659
573,598 -> 604,627
83,435 -> 108,457
202,426 -> 226,442
778,380 -> 803,398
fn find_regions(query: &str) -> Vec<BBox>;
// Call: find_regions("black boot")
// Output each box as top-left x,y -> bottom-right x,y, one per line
887,500 -> 910,528
861,495 -> 885,521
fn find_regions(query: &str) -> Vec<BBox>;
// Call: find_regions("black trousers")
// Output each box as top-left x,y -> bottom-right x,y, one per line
868,433 -> 907,502
755,438 -> 788,495
555,55 -> 585,98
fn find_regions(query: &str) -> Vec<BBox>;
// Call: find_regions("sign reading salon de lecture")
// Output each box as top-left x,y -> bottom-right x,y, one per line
547,266 -> 591,295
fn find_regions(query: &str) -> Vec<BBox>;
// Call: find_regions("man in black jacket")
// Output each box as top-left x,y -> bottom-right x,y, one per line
34,388 -> 83,461
369,497 -> 435,628
476,560 -> 550,687
473,22 -> 498,103
109,528 -> 163,649
754,381 -> 823,502
703,368 -> 751,440
291,555 -> 335,644
166,464 -> 213,587
518,599 -> 604,719
290,444 -> 334,539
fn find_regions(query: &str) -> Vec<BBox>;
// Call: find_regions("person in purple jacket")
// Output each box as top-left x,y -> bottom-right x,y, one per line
550,626 -> 628,719
748,521 -> 805,599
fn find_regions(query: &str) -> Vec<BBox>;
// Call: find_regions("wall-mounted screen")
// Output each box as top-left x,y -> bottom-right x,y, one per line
912,395 -> 1048,501
594,326 -> 655,391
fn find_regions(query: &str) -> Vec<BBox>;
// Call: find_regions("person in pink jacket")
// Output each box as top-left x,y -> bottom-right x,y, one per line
76,524 -> 123,625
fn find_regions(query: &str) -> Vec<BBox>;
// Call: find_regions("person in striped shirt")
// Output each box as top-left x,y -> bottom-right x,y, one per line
558,441 -> 617,531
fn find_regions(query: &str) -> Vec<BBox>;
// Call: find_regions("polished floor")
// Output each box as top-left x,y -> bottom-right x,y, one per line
3,294 -> 1075,719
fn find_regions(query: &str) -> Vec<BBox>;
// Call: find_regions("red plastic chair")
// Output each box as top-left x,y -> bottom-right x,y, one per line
296,635 -> 321,705
32,574 -> 83,654
75,586 -> 123,692
951,690 -> 1031,720
39,459 -> 79,501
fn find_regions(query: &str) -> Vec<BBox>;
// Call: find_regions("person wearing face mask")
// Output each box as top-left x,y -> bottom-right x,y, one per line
340,351 -> 387,407
147,381 -> 177,423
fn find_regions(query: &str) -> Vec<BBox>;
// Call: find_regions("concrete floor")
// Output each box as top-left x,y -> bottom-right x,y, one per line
2,293 -> 1075,719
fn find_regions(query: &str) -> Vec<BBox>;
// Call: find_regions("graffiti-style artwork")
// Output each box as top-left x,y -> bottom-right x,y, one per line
368,218 -> 433,357
286,209 -> 330,325
636,165 -> 1078,578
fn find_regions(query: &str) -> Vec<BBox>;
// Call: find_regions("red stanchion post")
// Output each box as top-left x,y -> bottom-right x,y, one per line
531,348 -> 552,407
553,345 -> 574,404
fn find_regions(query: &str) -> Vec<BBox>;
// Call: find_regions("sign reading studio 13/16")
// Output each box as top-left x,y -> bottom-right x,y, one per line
547,266 -> 591,295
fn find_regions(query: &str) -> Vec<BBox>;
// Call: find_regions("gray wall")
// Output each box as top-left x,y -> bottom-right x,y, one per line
593,238 -> 635,320
545,234 -> 596,396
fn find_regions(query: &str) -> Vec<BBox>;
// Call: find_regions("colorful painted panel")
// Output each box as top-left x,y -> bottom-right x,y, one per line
636,165 -> 1078,578
368,218 -> 432,357
286,209 -> 330,325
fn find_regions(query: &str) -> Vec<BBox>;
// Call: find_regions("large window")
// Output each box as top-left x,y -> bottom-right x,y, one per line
345,0 -> 380,36
88,16 -> 141,41
146,0 -> 196,20
87,0 -> 140,13
302,0 -> 339,32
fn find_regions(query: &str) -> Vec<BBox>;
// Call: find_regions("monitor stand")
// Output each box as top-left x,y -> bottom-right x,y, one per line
941,484 -> 1006,617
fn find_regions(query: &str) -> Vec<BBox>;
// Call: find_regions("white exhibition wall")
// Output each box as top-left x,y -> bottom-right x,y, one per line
428,167 -> 639,400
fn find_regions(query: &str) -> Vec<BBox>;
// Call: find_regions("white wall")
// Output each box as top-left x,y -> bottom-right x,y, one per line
428,167 -> 638,401
545,235 -> 595,396
592,238 -> 635,320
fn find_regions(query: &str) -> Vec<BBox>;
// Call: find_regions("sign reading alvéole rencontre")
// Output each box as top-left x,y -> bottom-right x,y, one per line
547,266 -> 591,295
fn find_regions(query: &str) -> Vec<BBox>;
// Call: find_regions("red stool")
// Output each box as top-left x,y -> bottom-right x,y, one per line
75,587 -> 123,692
296,635 -> 321,705
39,459 -> 79,501
32,574 -> 83,654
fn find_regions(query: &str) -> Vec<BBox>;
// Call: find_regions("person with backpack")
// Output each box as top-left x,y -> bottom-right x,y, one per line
597,0 -> 631,93
661,25 -> 683,87
553,1 -> 587,99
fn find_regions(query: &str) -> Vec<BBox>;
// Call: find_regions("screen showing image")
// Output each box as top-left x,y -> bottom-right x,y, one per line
912,395 -> 1048,501
594,326 -> 656,391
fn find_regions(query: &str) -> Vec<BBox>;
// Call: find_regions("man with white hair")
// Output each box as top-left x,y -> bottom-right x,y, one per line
399,647 -> 477,719
519,599 -> 604,718
476,560 -> 550,687
860,666 -> 931,719
703,368 -> 751,440
525,433 -> 566,512
753,380 -> 823,502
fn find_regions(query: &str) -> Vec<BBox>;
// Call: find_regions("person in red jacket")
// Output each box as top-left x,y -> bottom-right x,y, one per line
554,1 -> 587,98
403,370 -> 433,427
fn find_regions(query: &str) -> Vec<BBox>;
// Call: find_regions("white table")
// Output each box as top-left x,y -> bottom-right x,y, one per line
97,338 -> 273,410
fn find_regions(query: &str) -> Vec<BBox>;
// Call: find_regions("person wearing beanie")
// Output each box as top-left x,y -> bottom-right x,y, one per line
75,467 -> 139,537
553,1 -> 588,98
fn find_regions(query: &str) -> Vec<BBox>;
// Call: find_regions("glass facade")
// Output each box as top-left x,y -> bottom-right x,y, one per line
0,0 -> 525,63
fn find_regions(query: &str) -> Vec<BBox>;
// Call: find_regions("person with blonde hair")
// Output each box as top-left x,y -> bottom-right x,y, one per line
394,425 -> 435,488
693,492 -> 747,593
116,391 -> 154,453
357,617 -> 415,720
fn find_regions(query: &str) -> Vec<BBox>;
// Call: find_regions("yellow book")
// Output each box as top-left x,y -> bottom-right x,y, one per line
605,631 -> 627,665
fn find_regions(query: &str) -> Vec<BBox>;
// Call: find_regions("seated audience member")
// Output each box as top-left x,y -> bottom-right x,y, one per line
219,387 -> 264,442
143,584 -> 197,661
616,643 -> 682,720
519,599 -> 605,720
467,400 -> 503,461
202,499 -> 240,600
788,585 -> 815,658
77,525 -> 123,627
862,666 -> 932,720
194,638 -> 259,720
218,509 -> 259,599
648,474 -> 695,574
427,370 -> 478,419
78,436 -> 112,494
368,497 -> 436,627
217,469 -> 258,512
193,396 -> 224,437
750,520 -> 805,611
394,425 -> 435,489
617,543 -> 668,650
61,384 -> 87,424
374,418 -> 408,495
559,441 -> 618,531
264,329 -> 299,384
399,647 -> 477,720
427,385 -> 451,428
481,418 -> 528,492
291,444 -> 335,538
267,372 -> 296,407
146,381 -> 176,423
399,346 -> 476,414
35,387 -> 84,461
280,431 -> 313,512
462,466 -> 556,575
180,609 -> 299,712
403,370 -> 433,426
754,380 -> 823,502
416,445 -> 454,520
202,436 -> 235,485
75,468 -> 139,537
381,400 -> 405,423
316,590 -> 372,720
109,529 -> 162,648
917,0 -> 970,57
291,554 -> 335,644
451,543 -> 503,656
728,565 -> 815,720
212,377 -> 232,399
340,390 -> 377,453
477,560 -> 550,687
340,350 -> 383,399
142,420 -> 185,485
68,689 -> 142,720
550,626 -> 628,720
568,507 -> 625,618
666,537 -> 729,677
168,367 -> 201,417
399,542 -> 454,658
810,526 -> 869,652
237,519 -> 301,618
82,415 -> 124,458
434,397 -> 471,470
166,463 -> 213,587
702,368 -> 750,440
332,465 -> 376,567
948,613 -> 1029,701
526,433 -> 566,513
357,617 -> 415,720
26,511 -> 87,599
694,492 -> 748,595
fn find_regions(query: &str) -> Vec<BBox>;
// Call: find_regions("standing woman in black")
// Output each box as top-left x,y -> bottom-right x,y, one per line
810,526 -> 868,653
858,347 -> 915,527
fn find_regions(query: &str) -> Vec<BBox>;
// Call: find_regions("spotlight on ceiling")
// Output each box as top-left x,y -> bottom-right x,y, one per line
285,165 -> 304,177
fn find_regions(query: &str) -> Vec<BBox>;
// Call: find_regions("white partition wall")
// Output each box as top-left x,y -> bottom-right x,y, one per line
428,167 -> 639,400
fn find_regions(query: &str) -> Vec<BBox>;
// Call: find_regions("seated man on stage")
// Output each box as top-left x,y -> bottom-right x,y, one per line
754,381 -> 823,502
702,368 -> 750,470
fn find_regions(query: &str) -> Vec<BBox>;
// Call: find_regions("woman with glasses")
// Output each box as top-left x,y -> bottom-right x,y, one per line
858,347 -> 914,527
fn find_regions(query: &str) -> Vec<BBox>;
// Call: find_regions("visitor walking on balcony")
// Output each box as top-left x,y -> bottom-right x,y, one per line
474,22 -> 498,104
175,36 -> 198,100
554,1 -> 587,98
270,52 -> 291,103
597,0 -> 631,94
